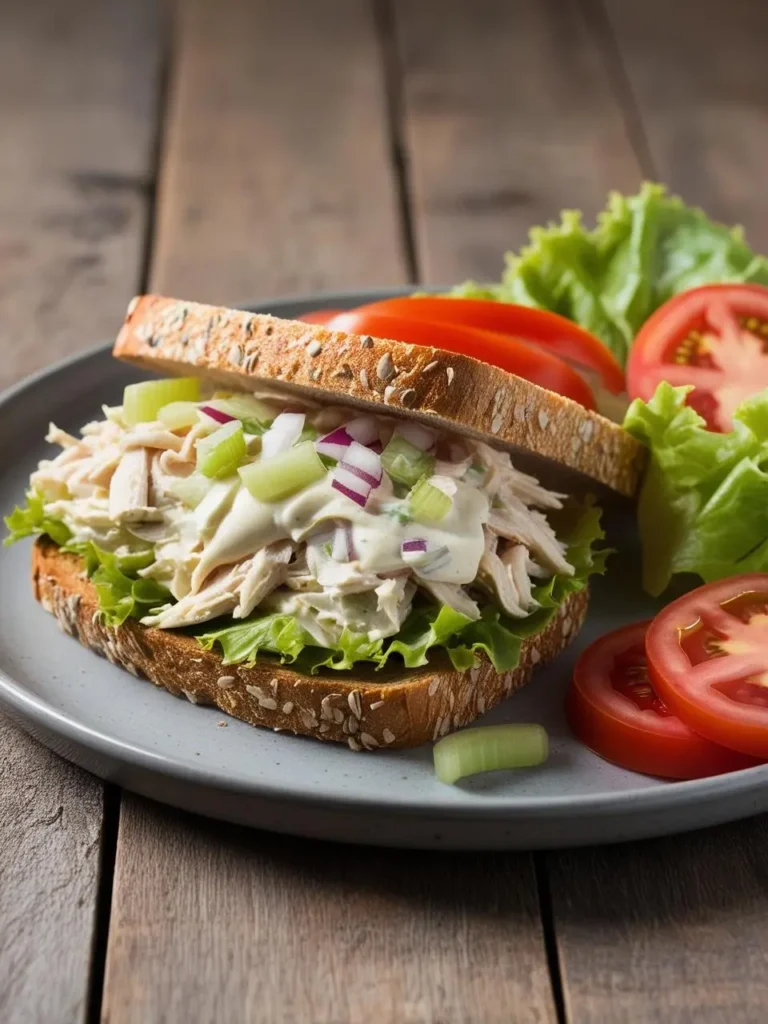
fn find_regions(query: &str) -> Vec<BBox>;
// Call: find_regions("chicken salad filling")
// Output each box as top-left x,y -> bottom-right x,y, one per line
6,379 -> 606,673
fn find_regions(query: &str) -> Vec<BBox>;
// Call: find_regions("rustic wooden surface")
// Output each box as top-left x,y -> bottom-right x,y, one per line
0,2 -> 165,1022
3,0 -> 768,1022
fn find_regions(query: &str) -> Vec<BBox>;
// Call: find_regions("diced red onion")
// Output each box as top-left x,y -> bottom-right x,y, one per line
262,412 -> 305,458
396,421 -> 436,452
402,538 -> 428,553
331,523 -> 357,562
199,404 -> 236,425
401,540 -> 451,572
331,467 -> 371,507
346,417 -> 379,446
340,441 -> 382,488
316,426 -> 354,461
367,439 -> 383,454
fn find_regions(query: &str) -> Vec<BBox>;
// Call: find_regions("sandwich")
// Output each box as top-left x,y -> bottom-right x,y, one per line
7,295 -> 643,750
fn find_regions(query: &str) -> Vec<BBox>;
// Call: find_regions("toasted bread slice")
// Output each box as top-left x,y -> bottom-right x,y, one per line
33,538 -> 588,750
114,295 -> 644,497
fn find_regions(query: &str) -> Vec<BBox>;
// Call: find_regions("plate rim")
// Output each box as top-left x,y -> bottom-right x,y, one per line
1,287 -> 767,830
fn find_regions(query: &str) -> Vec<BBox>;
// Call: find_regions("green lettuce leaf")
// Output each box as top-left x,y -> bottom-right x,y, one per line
624,382 -> 768,595
196,498 -> 606,675
4,493 -> 169,626
66,540 -> 171,627
452,182 -> 768,365
4,491 -> 73,547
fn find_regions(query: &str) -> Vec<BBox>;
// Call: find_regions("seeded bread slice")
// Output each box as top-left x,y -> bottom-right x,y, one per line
33,538 -> 588,750
113,295 -> 645,497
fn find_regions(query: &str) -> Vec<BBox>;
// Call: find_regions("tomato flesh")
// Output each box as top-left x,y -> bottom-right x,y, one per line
325,310 -> 597,410
646,574 -> 768,758
356,297 -> 625,394
296,309 -> 345,325
567,621 -> 759,779
627,284 -> 768,431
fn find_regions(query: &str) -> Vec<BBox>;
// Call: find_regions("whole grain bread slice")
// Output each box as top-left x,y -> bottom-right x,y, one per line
114,295 -> 645,497
33,538 -> 588,750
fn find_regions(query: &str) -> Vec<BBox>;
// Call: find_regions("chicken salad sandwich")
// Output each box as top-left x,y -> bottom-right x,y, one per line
6,295 -> 642,749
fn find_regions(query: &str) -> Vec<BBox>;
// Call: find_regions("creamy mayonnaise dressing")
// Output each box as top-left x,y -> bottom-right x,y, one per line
27,389 -> 572,640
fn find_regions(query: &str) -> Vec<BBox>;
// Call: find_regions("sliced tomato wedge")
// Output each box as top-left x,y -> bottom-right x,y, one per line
325,311 -> 596,410
567,621 -> 759,778
626,284 -> 768,431
645,574 -> 768,759
296,309 -> 345,325
356,296 -> 625,394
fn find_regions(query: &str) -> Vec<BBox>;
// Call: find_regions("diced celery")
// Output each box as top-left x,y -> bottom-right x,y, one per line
381,434 -> 435,487
434,724 -> 548,785
409,477 -> 452,523
197,421 -> 247,479
166,474 -> 212,508
209,393 -> 275,422
158,401 -> 200,430
239,441 -> 326,502
123,377 -> 201,425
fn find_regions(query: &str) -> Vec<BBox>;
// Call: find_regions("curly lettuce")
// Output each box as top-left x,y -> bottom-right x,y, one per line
453,182 -> 768,365
4,492 -> 170,626
624,382 -> 768,596
196,499 -> 607,674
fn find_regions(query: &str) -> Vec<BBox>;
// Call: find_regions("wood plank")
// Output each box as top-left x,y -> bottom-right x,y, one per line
0,0 -> 164,391
601,0 -> 768,250
102,1 -> 556,1020
150,0 -> 406,302
548,817 -> 768,1023
105,799 -> 555,1024
393,0 -> 642,285
543,5 -> 768,1021
0,2 -> 165,1021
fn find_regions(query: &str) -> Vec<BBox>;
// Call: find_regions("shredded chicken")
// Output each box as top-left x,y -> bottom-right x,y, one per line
488,500 -> 572,576
419,579 -> 480,621
108,448 -> 161,523
144,559 -> 251,629
477,532 -> 527,617
500,543 -> 538,611
235,541 -> 294,619
122,426 -> 184,452
32,398 -> 578,644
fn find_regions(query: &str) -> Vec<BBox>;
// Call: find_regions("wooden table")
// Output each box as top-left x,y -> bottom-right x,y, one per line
3,1 -> 768,1021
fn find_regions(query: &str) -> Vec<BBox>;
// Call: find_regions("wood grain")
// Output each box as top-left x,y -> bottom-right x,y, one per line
548,817 -> 768,1023
101,1 -> 558,1020
0,0 -> 164,391
151,0 -> 407,303
0,3 -> 165,1020
601,0 -> 768,249
543,5 -> 768,1021
104,799 -> 555,1024
0,719 -> 104,1024
392,0 -> 642,284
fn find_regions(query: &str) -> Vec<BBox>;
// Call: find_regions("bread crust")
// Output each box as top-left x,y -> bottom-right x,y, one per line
32,538 -> 588,750
114,295 -> 644,497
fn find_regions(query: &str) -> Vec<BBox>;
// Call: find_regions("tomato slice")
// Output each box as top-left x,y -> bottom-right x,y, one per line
325,311 -> 596,410
626,284 -> 768,431
645,574 -> 768,759
567,621 -> 759,778
357,297 -> 625,394
296,309 -> 345,325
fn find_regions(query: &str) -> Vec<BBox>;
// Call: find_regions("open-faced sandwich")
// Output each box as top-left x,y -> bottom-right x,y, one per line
7,294 -> 643,750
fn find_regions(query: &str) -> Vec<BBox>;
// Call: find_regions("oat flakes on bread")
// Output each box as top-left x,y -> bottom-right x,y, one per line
115,295 -> 644,497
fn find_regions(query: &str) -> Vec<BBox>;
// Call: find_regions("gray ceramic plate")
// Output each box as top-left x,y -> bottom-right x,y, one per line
1,290 -> 767,850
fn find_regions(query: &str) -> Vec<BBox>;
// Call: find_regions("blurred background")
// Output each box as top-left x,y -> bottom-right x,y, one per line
2,0 -> 766,385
